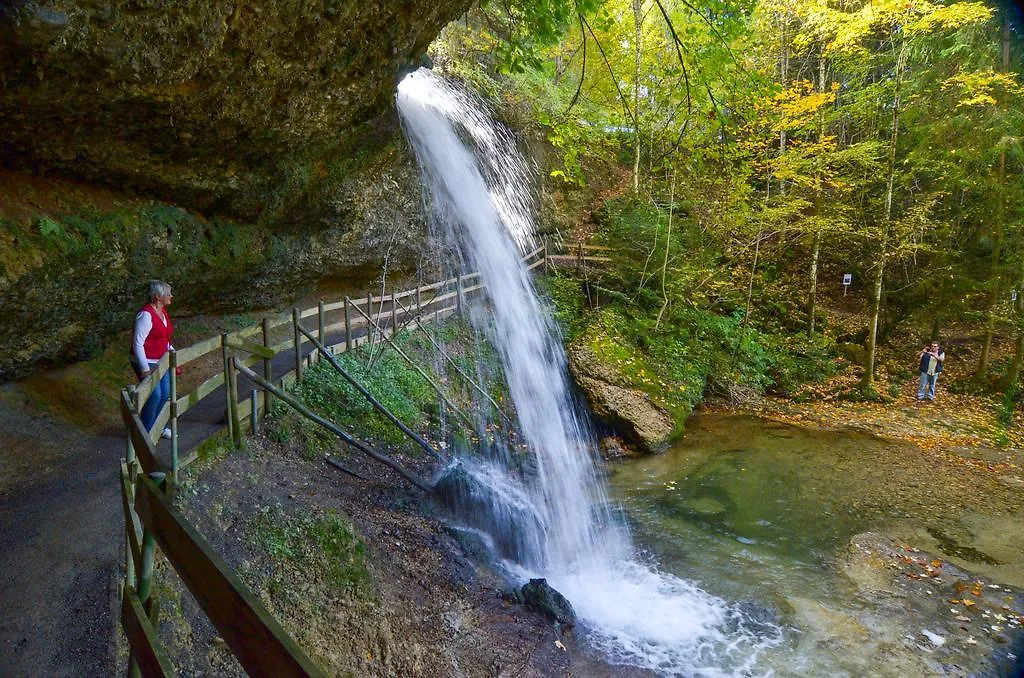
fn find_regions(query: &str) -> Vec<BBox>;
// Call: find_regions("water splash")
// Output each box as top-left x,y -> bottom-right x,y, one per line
397,68 -> 779,675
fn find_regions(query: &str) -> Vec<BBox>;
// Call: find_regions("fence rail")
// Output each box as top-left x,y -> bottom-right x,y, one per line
117,240 -> 612,675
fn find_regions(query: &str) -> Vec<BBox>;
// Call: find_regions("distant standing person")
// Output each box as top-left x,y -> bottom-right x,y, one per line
131,280 -> 175,439
917,341 -> 945,402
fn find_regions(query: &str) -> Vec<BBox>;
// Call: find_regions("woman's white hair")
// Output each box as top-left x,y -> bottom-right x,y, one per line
148,280 -> 171,301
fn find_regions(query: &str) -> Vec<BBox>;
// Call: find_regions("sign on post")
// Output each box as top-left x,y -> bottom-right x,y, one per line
842,273 -> 852,296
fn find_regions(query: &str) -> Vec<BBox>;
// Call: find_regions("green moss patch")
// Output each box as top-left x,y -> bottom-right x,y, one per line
248,504 -> 371,599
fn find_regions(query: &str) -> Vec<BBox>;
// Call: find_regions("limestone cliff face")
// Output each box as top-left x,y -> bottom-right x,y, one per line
0,0 -> 473,380
0,0 -> 469,225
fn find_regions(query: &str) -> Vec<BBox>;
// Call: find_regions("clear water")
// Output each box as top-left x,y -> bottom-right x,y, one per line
397,70 -> 779,675
608,413 -> 1024,676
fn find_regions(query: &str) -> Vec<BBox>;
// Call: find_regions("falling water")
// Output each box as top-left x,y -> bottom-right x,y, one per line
397,69 -> 779,675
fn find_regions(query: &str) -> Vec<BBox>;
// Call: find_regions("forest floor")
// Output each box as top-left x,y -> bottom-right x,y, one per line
0,303 -> 648,678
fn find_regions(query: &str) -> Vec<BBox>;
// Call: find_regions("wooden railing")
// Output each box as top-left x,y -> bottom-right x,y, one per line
119,245 -> 567,676
541,239 -> 614,270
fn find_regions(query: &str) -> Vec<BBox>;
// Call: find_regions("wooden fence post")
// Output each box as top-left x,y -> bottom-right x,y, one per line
251,390 -> 258,434
221,334 -> 235,444
318,301 -> 326,352
228,351 -> 241,447
366,291 -> 373,350
121,454 -> 137,595
169,350 -> 179,484
390,290 -> 398,338
128,471 -> 166,678
456,274 -> 464,317
292,308 -> 302,382
415,286 -> 422,316
262,317 -> 272,421
344,297 -> 352,352
126,387 -> 138,465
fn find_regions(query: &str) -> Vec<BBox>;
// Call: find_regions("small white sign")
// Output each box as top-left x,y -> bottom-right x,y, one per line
1013,289 -> 1018,302
842,273 -> 852,286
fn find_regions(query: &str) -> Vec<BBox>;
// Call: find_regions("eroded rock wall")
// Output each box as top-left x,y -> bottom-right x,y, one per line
0,0 -> 470,225
0,0 -> 477,379
0,142 -> 428,381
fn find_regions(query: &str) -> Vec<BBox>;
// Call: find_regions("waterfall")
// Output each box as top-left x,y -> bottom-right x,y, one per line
397,69 -> 778,676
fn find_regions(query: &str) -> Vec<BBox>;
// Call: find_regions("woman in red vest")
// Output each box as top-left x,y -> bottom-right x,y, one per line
131,280 -> 175,438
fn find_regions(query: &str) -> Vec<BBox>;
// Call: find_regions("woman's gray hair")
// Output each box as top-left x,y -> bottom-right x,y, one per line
148,280 -> 171,301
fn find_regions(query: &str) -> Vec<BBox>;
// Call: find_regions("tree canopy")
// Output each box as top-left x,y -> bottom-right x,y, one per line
436,0 -> 1024,401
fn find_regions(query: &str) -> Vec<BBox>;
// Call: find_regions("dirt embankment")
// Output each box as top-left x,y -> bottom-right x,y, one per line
147,432 -> 648,677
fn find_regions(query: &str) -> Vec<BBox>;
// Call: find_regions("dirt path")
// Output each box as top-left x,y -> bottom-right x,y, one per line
0,390 -> 121,678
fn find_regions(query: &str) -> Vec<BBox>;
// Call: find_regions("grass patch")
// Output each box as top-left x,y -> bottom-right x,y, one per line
248,504 -> 371,598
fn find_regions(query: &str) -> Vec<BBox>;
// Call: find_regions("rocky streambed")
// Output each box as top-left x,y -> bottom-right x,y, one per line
607,412 -> 1024,676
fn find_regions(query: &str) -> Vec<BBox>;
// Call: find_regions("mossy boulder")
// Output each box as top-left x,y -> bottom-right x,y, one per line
567,342 -> 675,454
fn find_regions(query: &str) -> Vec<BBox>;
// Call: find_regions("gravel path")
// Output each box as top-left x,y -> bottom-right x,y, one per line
0,390 -> 121,677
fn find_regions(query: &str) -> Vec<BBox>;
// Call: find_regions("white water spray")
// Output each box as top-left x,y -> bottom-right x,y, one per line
397,69 -> 778,675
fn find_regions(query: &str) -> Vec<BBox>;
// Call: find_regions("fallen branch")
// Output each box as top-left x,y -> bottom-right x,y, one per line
392,296 -> 518,431
233,359 -> 433,493
296,321 -> 447,463
347,298 -> 477,431
324,455 -> 367,480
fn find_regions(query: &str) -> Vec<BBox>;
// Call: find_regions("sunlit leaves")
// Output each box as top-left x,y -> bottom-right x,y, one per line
941,70 -> 1024,110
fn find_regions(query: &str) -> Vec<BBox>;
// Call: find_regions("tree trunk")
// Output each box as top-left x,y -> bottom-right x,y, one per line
656,169 -> 676,327
631,0 -> 643,194
777,13 -> 789,196
863,257 -> 885,391
807,54 -> 828,336
862,39 -> 905,391
997,286 -> 1023,391
807,230 -> 821,335
746,179 -> 770,326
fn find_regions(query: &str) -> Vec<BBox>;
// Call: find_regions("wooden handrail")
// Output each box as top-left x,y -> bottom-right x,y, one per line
132,473 -> 325,677
295,322 -> 447,463
232,359 -> 434,493
122,584 -> 174,677
346,298 -> 476,430
162,246 -> 562,380
120,389 -> 168,479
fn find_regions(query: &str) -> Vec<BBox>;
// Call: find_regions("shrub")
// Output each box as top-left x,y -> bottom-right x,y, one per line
292,340 -> 436,446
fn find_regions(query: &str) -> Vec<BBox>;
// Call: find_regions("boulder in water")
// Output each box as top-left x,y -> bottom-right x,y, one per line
520,578 -> 576,628
567,344 -> 675,454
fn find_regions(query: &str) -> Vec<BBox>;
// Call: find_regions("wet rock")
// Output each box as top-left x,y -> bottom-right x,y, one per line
433,461 -> 546,564
520,578 -> 575,627
500,587 -> 525,605
598,436 -> 636,460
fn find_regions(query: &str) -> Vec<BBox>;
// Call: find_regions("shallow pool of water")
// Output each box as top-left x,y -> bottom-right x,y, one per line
607,413 -> 1024,676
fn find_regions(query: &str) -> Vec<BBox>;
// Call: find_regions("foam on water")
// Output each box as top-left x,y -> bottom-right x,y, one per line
397,68 -> 779,675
